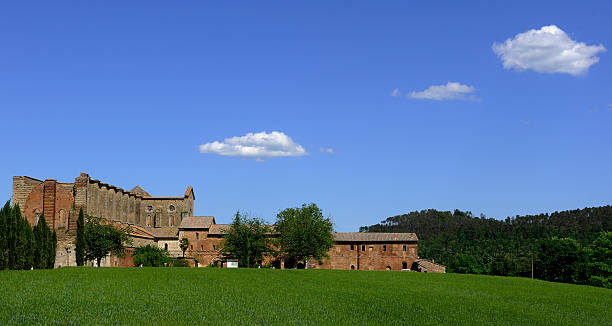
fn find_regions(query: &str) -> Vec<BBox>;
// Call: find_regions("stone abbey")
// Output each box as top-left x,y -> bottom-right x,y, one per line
12,173 -> 445,272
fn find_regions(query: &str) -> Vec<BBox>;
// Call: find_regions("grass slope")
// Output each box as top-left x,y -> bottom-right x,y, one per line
0,268 -> 610,325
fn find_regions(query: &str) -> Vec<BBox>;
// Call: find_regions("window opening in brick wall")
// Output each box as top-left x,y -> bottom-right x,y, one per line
196,232 -> 199,239
164,243 -> 168,251
402,262 -> 408,270
361,245 -> 365,251
350,244 -> 354,250
190,245 -> 193,250
351,265 -> 355,270
383,245 -> 387,251
403,245 -> 407,252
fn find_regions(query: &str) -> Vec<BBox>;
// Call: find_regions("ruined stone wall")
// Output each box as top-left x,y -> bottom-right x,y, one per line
22,180 -> 74,230
141,198 -> 191,228
12,176 -> 43,214
85,178 -> 146,226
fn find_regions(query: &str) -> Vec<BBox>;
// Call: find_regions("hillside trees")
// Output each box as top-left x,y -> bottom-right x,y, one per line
275,203 -> 334,268
221,211 -> 271,268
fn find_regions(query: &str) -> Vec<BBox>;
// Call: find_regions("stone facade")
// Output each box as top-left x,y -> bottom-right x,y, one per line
11,173 -> 444,272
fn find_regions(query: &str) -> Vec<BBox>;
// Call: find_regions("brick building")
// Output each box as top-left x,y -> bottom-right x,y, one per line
12,173 -> 444,272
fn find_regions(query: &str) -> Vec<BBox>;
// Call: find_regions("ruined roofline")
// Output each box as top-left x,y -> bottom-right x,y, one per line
14,175 -> 44,182
87,175 -> 194,200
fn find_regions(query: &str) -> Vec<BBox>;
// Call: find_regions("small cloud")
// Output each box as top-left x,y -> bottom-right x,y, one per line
199,131 -> 308,159
319,147 -> 335,154
406,82 -> 479,101
492,25 -> 606,76
391,88 -> 401,97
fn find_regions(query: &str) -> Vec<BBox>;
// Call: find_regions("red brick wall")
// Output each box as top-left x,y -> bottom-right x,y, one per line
23,180 -> 74,230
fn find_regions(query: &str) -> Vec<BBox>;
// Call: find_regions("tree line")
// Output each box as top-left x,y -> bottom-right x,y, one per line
0,201 -> 57,270
360,206 -> 611,288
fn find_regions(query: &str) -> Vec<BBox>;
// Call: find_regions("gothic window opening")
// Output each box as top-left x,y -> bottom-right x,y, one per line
383,245 -> 387,252
164,243 -> 168,251
200,245 -> 203,251
169,215 -> 174,226
351,265 -> 355,270
196,232 -> 199,239
350,244 -> 354,250
361,245 -> 365,251
146,215 -> 151,227
403,245 -> 407,252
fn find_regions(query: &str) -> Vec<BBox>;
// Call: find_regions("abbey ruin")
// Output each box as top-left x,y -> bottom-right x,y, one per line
12,173 -> 445,272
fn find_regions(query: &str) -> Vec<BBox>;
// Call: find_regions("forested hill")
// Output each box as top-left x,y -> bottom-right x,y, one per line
360,206 -> 612,274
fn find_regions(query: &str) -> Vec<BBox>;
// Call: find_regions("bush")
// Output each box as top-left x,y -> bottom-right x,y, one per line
133,245 -> 171,267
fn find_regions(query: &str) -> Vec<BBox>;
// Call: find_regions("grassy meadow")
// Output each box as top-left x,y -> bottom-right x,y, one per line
0,267 -> 610,325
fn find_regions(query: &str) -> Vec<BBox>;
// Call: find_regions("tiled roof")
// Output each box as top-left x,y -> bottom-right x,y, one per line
333,232 -> 418,242
208,224 -> 231,235
143,227 -> 179,239
179,216 -> 214,229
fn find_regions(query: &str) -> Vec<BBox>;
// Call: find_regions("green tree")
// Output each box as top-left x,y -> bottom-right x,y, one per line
33,215 -> 52,269
0,201 -> 8,269
275,203 -> 334,268
587,232 -> 612,288
535,237 -> 587,284
132,245 -> 171,267
75,208 -> 86,266
179,237 -> 189,258
85,217 -> 131,267
0,201 -> 35,270
221,211 -> 271,268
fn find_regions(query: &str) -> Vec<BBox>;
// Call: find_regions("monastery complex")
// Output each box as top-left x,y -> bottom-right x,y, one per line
12,173 -> 445,272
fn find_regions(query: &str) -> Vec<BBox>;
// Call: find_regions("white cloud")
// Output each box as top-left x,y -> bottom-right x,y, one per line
319,147 -> 335,154
407,82 -> 478,101
199,131 -> 308,158
492,25 -> 606,76
391,88 -> 400,97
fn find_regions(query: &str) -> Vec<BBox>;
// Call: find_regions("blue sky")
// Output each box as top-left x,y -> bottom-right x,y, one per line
1,1 -> 611,231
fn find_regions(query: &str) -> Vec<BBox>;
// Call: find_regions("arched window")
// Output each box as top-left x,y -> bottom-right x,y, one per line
169,215 -> 174,226
350,265 -> 355,270
402,262 -> 408,270
164,243 -> 168,251
200,245 -> 203,251
383,245 -> 387,252
386,266 -> 391,270
34,210 -> 41,225
168,205 -> 175,212
361,245 -> 365,251
58,209 -> 66,228
350,244 -> 354,250
403,245 -> 407,252
196,232 -> 199,239
146,215 -> 151,227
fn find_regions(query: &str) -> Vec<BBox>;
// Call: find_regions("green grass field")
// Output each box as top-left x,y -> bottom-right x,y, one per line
0,268 -> 610,325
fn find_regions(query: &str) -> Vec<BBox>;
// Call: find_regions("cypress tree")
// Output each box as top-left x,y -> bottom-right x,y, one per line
49,230 -> 57,268
13,204 -> 28,269
33,215 -> 50,269
75,208 -> 86,266
0,201 -> 9,269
